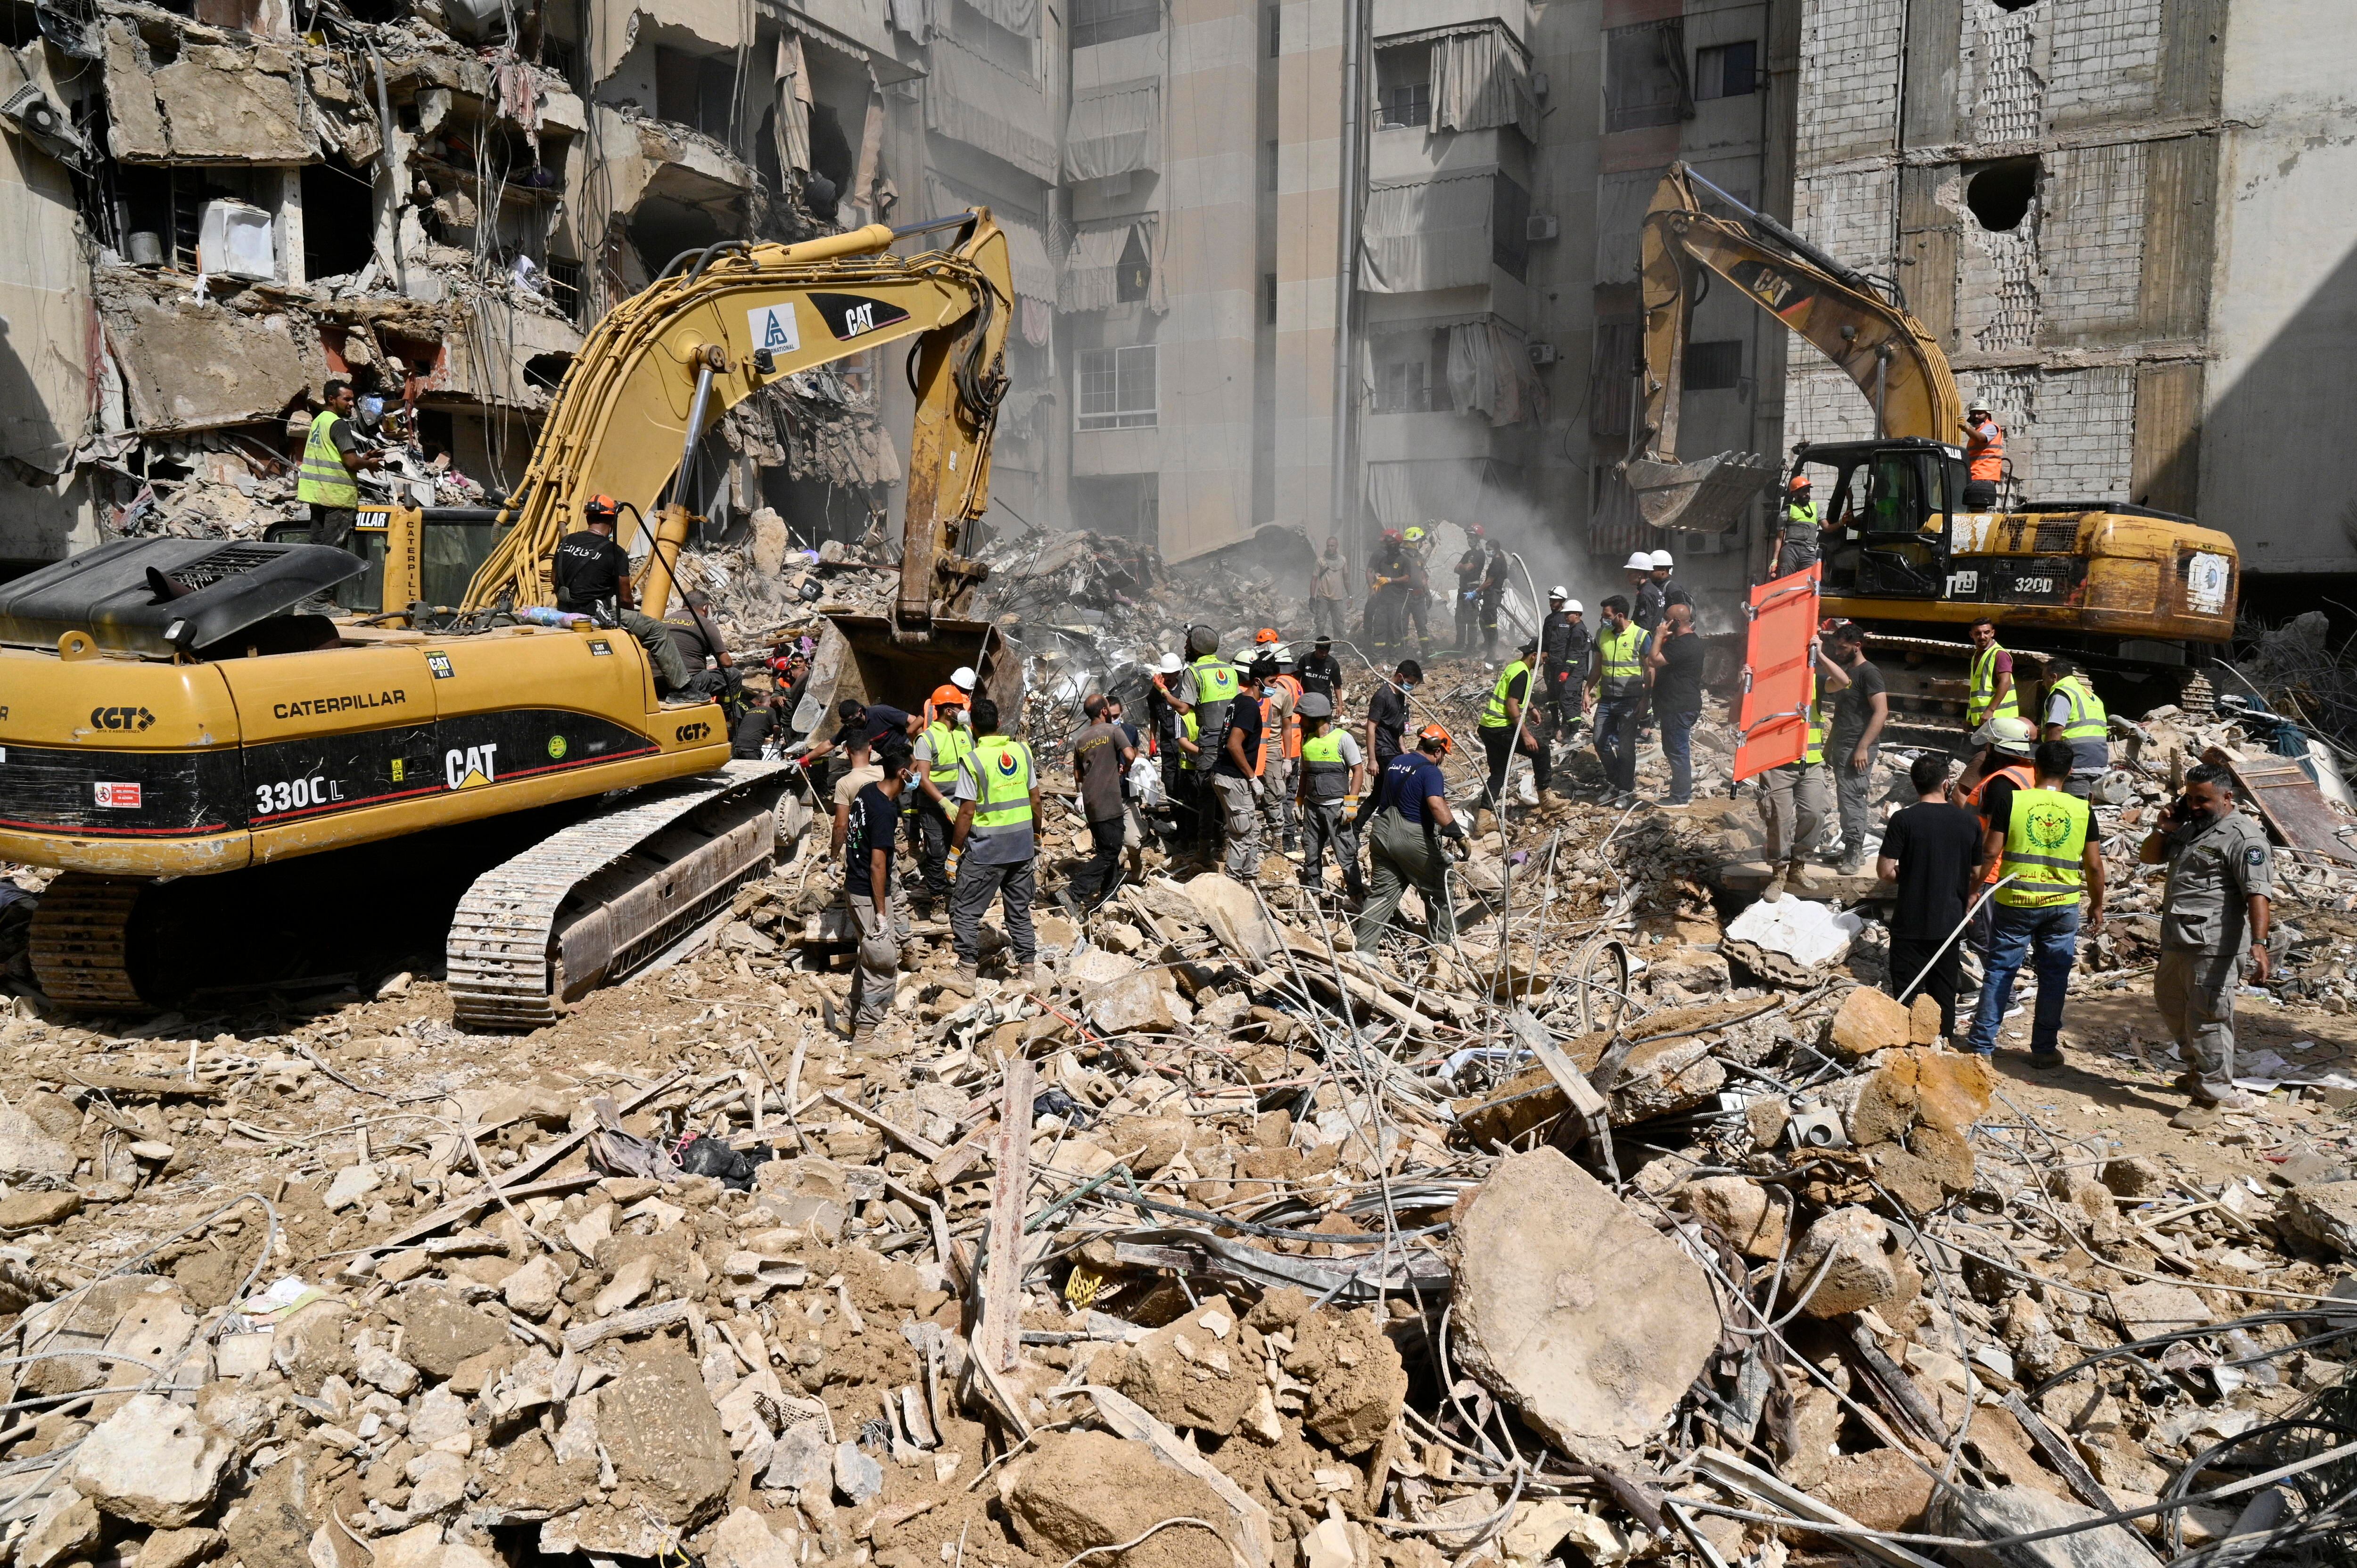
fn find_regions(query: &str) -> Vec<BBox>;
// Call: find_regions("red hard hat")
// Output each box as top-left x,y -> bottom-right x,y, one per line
1466,523 -> 1485,537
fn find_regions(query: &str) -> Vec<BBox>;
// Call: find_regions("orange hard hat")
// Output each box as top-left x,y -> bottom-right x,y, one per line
1417,723 -> 1452,757
929,683 -> 966,710
1788,473 -> 1812,490
1255,627 -> 1279,644
585,493 -> 619,517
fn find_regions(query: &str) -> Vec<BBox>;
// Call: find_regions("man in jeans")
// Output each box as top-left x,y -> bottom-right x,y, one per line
1310,536 -> 1350,642
842,737 -> 913,1043
1587,596 -> 1646,808
1211,666 -> 1267,879
1069,693 -> 1135,909
1646,603 -> 1705,807
947,698 -> 1045,990
1819,621 -> 1887,872
1964,742 -> 2106,1063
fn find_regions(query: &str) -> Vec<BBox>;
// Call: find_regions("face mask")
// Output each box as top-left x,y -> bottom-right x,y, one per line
954,709 -> 971,727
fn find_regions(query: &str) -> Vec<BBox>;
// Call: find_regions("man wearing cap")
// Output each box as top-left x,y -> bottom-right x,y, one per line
552,495 -> 692,694
908,679 -> 976,916
1297,635 -> 1344,706
1962,402 -> 2006,511
1540,590 -> 1588,738
1294,692 -> 1367,903
1477,636 -> 1547,810
1401,526 -> 1436,658
1310,535 -> 1350,642
1776,474 -> 1823,577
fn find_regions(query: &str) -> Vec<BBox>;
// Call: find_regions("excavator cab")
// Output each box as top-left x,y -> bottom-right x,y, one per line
1798,437 -> 1965,601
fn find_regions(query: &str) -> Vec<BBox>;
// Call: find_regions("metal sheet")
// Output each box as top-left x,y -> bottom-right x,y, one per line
2224,756 -> 2357,867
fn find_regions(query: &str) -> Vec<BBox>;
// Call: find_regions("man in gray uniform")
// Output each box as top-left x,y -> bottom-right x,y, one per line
2141,763 -> 2274,1110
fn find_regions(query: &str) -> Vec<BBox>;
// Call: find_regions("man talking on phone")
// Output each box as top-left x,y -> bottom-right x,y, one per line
2141,763 -> 2273,1110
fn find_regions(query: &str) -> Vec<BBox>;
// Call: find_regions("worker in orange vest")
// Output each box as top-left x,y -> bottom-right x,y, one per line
1962,401 -> 2005,511
1250,633 -> 1305,856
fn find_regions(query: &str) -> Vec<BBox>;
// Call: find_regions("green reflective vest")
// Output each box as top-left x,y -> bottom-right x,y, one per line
1783,496 -> 1821,533
2051,674 -> 2109,773
1299,729 -> 1350,801
1178,711 -> 1204,772
1597,623 -> 1645,697
968,734 -> 1034,835
297,410 -> 358,507
1188,654 -> 1238,745
1803,677 -> 1826,767
1996,786 -> 2091,908
924,719 -> 973,788
1479,660 -> 1532,729
1968,644 -> 2016,729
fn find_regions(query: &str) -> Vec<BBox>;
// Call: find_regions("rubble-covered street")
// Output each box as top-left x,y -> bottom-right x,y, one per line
4,617 -> 2357,1568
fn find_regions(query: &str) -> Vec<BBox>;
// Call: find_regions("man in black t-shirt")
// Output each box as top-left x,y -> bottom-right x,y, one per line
1296,636 -> 1344,705
843,737 -> 912,1043
1819,621 -> 1888,872
1211,667 -> 1266,879
1645,604 -> 1707,807
550,495 -> 691,693
1877,752 -> 1983,1044
1363,660 -> 1419,770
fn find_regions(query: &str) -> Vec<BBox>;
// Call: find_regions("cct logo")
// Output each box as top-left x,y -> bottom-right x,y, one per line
445,743 -> 500,790
90,706 -> 156,732
674,721 -> 712,743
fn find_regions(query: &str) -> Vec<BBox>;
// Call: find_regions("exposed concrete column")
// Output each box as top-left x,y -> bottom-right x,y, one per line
275,166 -> 306,286
1271,0 -> 1344,553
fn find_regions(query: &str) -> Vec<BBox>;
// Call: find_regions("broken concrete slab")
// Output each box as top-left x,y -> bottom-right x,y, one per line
1107,1296 -> 1258,1436
1677,1175 -> 1789,1259
590,1351 -> 733,1526
1449,1147 -> 1720,1461
1788,1206 -> 1922,1319
0,1104 -> 77,1181
1826,986 -> 1912,1061
2109,1282 -> 2212,1341
101,18 -> 313,165
2278,1180 -> 2357,1255
71,1394 -> 233,1526
1722,898 -> 1861,982
1004,1429 -> 1240,1568
1849,1047 -> 1996,1144
1928,1484 -> 2162,1567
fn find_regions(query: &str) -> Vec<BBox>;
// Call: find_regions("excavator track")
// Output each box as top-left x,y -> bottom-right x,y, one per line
26,874 -> 149,1010
445,761 -> 791,1031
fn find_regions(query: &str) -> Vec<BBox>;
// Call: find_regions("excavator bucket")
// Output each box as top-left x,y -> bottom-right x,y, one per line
805,614 -> 1022,732
1620,451 -> 1783,534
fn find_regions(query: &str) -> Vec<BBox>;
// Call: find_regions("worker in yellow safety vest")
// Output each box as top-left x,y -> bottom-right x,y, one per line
947,697 -> 1043,990
1964,740 -> 2105,1064
1168,626 -> 1239,865
1587,598 -> 1647,807
1477,637 -> 1547,809
907,690 -> 976,916
296,378 -> 384,561
2040,658 -> 2110,798
1760,661 -> 1834,901
1964,615 -> 2023,734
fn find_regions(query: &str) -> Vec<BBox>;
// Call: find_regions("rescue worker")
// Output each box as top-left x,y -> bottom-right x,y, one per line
1355,726 -> 1465,949
843,735 -> 914,1044
1775,473 -> 1822,577
1146,652 -> 1191,848
1165,626 -> 1241,865
1964,615 -> 2020,741
1070,693 -> 1136,910
1211,665 -> 1268,879
1366,530 -> 1412,655
1253,638 -> 1303,855
1401,525 -> 1435,657
1477,636 -> 1547,810
908,681 -> 976,917
2142,763 -> 2273,1111
1953,714 -> 2039,958
1626,551 -> 1666,636
1649,550 -> 1691,616
1297,635 -> 1344,705
1759,657 -> 1834,901
1478,528 -> 1511,659
1963,741 -> 2106,1063
551,495 -> 692,693
1364,660 -> 1418,770
1962,401 -> 2005,511
1453,529 -> 1487,652
946,697 -> 1043,989
1819,621 -> 1888,874
297,378 -> 386,561
1294,693 -> 1367,902
1310,535 -> 1350,642
664,588 -> 742,709
2041,658 -> 2110,798
1540,589 -> 1589,736
1588,596 -> 1646,808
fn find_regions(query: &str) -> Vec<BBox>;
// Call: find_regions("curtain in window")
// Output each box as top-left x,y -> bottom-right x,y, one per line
963,0 -> 1039,38
1059,217 -> 1162,313
887,0 -> 929,42
1430,25 -> 1538,140
1359,172 -> 1496,293
925,32 -> 1057,182
1063,79 -> 1162,182
774,32 -> 812,175
1363,462 -> 1420,530
1445,321 -> 1544,427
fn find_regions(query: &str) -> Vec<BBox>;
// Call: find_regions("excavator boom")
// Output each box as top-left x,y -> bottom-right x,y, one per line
1629,165 -> 1961,532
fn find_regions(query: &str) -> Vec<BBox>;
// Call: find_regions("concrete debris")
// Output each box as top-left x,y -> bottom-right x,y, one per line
3,638 -> 2357,1568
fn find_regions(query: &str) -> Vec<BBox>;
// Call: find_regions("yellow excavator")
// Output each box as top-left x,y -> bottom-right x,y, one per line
0,211 -> 1015,1023
1629,165 -> 2239,735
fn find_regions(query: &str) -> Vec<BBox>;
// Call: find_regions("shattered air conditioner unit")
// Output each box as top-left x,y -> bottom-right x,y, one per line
197,200 -> 276,281
0,83 -> 90,168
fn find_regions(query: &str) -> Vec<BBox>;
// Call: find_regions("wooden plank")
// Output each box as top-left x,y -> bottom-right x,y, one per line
61,1071 -> 223,1100
2223,757 -> 2357,867
976,1059 -> 1037,1375
823,1090 -> 948,1161
2001,1391 -> 2120,1517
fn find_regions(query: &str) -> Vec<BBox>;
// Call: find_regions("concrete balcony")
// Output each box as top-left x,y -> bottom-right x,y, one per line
1372,0 -> 1527,46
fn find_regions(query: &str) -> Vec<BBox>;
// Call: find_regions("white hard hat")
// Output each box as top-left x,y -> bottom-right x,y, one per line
1649,549 -> 1674,569
950,666 -> 976,692
1548,585 -> 1568,601
1157,652 -> 1182,675
1565,599 -> 1584,613
1624,551 -> 1654,572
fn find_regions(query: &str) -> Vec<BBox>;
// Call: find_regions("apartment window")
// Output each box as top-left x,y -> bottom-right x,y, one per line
1590,320 -> 1641,439
1116,226 -> 1152,303
1261,139 -> 1279,192
1683,339 -> 1743,391
654,47 -> 735,140
1371,330 -> 1454,414
1072,0 -> 1159,48
1374,45 -> 1431,129
1077,345 -> 1158,429
544,257 -> 584,319
1492,173 -> 1531,281
1694,40 -> 1756,99
1262,272 -> 1277,326
1605,19 -> 1689,132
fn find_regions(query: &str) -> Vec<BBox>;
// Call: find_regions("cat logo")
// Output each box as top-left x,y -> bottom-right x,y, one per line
811,292 -> 911,341
588,640 -> 613,656
425,651 -> 456,679
675,721 -> 712,743
444,743 -> 499,790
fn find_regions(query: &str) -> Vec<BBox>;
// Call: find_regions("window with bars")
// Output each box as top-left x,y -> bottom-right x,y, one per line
1374,46 -> 1431,129
1370,330 -> 1453,414
1073,0 -> 1160,48
1605,19 -> 1689,132
1077,345 -> 1157,429
1694,40 -> 1756,99
1682,339 -> 1743,391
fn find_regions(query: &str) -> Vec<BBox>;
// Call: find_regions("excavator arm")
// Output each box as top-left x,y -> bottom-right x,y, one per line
1624,165 -> 1963,532
457,213 -> 1013,629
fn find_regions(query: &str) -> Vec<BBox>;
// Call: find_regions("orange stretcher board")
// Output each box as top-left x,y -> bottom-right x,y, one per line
1734,563 -> 1821,782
